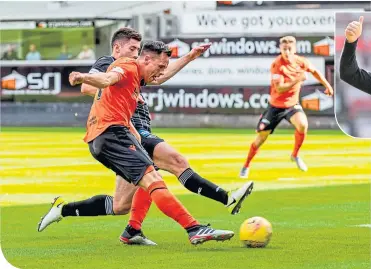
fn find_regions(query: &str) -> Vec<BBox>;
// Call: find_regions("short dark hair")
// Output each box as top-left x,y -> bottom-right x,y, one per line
111,27 -> 142,48
140,41 -> 172,57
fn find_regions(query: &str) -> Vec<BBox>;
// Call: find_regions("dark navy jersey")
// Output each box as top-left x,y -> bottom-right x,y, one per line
89,56 -> 152,132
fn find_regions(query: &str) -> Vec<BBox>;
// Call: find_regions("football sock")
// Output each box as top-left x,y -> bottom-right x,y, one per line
178,168 -> 229,205
61,195 -> 114,217
128,188 -> 152,230
243,143 -> 259,168
125,224 -> 142,236
148,181 -> 199,229
292,130 -> 306,158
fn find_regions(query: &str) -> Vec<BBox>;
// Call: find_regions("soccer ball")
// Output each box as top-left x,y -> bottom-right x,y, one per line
239,216 -> 272,248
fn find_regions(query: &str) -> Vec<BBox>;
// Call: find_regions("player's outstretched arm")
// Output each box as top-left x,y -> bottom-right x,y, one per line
310,68 -> 333,96
340,16 -> 371,95
69,71 -> 120,88
149,43 -> 211,85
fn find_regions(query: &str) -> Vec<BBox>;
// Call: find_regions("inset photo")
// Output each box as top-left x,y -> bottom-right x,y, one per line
336,12 -> 371,138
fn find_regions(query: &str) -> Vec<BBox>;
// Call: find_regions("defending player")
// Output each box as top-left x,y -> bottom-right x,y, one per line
240,36 -> 334,178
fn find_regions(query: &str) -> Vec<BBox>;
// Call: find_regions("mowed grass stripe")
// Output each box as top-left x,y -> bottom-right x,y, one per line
0,129 -> 370,207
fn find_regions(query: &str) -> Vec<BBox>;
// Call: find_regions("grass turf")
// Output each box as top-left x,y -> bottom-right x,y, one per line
1,127 -> 370,268
1,184 -> 370,269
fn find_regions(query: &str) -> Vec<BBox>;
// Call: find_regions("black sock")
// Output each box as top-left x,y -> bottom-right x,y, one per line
125,225 -> 141,236
178,168 -> 229,205
61,195 -> 114,217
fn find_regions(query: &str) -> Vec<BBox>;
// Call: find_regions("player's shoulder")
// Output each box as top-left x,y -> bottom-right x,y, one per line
95,55 -> 115,65
90,55 -> 115,73
111,57 -> 138,69
113,57 -> 136,64
108,57 -> 139,77
271,55 -> 283,69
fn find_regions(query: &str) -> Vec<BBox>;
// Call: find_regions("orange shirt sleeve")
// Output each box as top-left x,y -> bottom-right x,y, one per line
107,59 -> 137,84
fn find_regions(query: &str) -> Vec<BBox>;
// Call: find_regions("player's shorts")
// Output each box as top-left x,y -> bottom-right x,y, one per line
88,125 -> 154,185
256,103 -> 304,134
138,129 -> 165,159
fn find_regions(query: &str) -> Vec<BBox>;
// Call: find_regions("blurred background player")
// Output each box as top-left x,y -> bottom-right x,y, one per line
340,16 -> 371,95
240,36 -> 334,178
38,28 -> 253,245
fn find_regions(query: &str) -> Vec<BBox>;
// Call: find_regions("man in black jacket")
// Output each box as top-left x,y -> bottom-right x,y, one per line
340,16 -> 371,95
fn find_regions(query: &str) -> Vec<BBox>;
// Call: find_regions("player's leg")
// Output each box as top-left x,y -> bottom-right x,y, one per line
151,139 -> 253,215
240,105 -> 283,178
240,130 -> 270,178
138,169 -> 234,245
112,175 -> 138,215
288,109 -> 308,171
87,126 -> 157,245
101,127 -> 234,245
37,154 -> 139,232
124,130 -> 252,242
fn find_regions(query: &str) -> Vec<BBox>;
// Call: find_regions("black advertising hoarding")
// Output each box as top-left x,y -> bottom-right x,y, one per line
1,63 -> 334,116
0,62 -> 91,102
162,36 -> 334,58
141,85 -> 334,116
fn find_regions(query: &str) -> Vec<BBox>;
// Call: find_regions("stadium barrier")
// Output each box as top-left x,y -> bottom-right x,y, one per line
1,61 -> 337,128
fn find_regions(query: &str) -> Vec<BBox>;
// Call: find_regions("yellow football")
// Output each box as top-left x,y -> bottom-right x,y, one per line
240,216 -> 273,248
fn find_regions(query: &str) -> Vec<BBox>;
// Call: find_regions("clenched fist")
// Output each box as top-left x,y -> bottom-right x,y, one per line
324,86 -> 334,97
345,16 -> 364,43
69,72 -> 85,86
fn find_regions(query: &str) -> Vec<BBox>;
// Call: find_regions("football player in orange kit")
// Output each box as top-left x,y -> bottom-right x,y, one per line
68,41 -> 235,245
240,36 -> 334,178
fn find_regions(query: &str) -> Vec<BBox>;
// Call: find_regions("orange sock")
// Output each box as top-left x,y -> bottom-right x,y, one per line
292,130 -> 306,158
243,143 -> 259,168
128,188 -> 152,230
148,181 -> 199,229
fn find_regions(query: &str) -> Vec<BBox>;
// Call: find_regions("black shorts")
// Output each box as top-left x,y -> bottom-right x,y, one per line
138,129 -> 165,158
88,125 -> 154,185
256,104 -> 304,134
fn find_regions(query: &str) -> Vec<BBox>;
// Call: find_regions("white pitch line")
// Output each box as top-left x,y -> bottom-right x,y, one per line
353,224 -> 371,228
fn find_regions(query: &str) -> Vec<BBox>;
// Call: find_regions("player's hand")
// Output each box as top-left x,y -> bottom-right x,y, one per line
324,86 -> 334,97
188,43 -> 211,60
69,72 -> 85,86
345,16 -> 364,43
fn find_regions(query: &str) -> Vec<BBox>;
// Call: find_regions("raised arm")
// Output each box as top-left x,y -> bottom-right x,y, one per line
81,57 -> 113,96
339,16 -> 371,95
312,69 -> 333,96
149,43 -> 211,85
69,71 -> 120,88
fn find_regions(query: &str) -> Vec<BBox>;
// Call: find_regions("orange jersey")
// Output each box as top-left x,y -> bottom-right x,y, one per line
84,58 -> 141,143
270,55 -> 315,108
